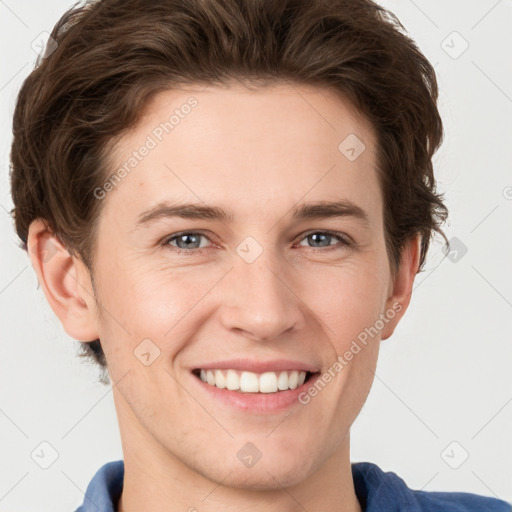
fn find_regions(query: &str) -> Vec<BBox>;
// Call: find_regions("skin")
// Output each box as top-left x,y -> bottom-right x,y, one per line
28,82 -> 420,512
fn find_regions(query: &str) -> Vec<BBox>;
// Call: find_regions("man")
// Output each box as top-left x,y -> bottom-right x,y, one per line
9,0 -> 511,510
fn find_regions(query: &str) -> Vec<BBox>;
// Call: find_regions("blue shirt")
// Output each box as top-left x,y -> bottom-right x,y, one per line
73,460 -> 511,511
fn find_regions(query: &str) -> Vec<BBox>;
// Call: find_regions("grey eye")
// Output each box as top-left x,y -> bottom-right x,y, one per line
298,231 -> 347,249
166,232 -> 209,250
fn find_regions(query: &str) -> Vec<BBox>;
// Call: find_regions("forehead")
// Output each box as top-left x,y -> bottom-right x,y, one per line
102,82 -> 380,227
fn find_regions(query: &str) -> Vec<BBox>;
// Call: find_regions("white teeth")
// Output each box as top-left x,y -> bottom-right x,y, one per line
240,372 -> 259,393
277,371 -> 289,390
288,370 -> 299,390
197,369 -> 308,393
259,372 -> 278,393
206,370 -> 215,386
226,370 -> 240,390
214,369 -> 226,389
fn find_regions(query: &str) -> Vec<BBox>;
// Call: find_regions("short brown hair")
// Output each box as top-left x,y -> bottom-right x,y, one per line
9,0 -> 448,383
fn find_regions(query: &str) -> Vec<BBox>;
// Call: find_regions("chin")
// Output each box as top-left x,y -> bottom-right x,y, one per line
198,449 -> 319,491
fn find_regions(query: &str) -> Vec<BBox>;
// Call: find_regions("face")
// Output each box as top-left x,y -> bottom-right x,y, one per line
74,82 -> 410,488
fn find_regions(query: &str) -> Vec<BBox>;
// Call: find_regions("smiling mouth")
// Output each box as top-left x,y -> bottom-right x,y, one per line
192,368 -> 317,393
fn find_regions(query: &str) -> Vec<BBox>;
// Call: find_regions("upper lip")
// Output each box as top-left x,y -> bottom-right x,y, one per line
192,358 -> 320,373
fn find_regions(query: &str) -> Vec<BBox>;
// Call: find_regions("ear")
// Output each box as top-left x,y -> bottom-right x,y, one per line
27,218 -> 100,342
380,235 -> 421,341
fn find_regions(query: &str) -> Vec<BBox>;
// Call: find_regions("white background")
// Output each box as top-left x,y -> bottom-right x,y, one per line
1,0 -> 511,510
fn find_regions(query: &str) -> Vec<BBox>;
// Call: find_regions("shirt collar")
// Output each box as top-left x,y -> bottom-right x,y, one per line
74,460 -> 124,512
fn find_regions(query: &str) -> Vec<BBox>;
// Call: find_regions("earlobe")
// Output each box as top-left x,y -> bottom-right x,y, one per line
380,235 -> 421,340
27,218 -> 99,342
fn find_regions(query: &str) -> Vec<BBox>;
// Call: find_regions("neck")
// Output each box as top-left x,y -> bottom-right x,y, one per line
118,442 -> 362,512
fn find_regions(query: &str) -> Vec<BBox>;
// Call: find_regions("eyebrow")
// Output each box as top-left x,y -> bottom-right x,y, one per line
135,199 -> 370,228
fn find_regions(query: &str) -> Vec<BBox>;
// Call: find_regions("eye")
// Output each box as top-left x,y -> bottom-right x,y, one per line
296,230 -> 352,251
162,231 -> 212,253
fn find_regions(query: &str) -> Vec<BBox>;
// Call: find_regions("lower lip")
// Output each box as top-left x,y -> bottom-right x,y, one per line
191,372 -> 321,413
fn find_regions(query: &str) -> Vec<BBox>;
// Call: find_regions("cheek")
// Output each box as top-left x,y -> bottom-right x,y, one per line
127,264 -> 226,323
96,261 -> 227,360
303,260 -> 389,344
98,254 -> 206,324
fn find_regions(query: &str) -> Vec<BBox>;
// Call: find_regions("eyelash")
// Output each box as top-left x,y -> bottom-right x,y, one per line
161,230 -> 353,255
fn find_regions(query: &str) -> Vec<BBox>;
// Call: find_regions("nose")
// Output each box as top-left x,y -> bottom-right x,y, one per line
218,252 -> 306,343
